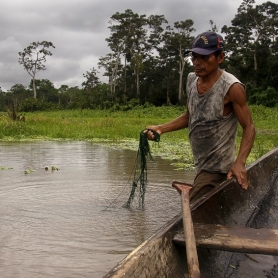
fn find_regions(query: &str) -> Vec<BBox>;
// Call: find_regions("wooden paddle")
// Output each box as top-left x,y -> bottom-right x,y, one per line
172,181 -> 200,278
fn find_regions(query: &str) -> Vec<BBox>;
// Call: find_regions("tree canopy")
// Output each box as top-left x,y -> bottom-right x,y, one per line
2,0 -> 277,112
18,41 -> 55,99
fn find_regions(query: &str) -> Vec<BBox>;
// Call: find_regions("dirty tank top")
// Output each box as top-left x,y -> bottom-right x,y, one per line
186,70 -> 244,174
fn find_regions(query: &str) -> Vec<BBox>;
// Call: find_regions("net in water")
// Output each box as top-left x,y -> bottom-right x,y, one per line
124,130 -> 160,208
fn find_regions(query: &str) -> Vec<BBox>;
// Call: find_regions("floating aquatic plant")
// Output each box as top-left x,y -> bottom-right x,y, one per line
0,166 -> 13,170
24,169 -> 35,175
51,166 -> 59,171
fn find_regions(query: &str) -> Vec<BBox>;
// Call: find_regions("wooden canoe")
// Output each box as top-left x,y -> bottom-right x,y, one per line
103,147 -> 278,278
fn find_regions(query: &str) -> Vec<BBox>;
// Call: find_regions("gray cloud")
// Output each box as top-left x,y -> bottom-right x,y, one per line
0,0 -> 265,91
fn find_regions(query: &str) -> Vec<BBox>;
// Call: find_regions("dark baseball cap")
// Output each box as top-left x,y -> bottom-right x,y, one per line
184,31 -> 224,56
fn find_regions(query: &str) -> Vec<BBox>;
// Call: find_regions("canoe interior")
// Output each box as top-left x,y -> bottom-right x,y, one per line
103,147 -> 278,278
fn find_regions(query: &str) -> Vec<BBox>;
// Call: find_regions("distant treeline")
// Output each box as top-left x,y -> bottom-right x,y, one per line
1,0 -> 278,112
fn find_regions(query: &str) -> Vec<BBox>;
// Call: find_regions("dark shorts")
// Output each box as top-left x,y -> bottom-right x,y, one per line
189,171 -> 227,201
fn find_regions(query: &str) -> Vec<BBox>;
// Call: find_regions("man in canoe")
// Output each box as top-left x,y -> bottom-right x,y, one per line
145,31 -> 255,200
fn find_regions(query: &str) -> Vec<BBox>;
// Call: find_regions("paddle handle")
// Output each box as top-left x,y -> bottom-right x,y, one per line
181,188 -> 201,278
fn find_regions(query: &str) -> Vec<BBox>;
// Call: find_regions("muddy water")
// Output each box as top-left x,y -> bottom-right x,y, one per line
0,141 -> 194,278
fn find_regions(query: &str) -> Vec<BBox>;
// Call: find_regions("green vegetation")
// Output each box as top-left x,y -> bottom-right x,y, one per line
0,106 -> 277,169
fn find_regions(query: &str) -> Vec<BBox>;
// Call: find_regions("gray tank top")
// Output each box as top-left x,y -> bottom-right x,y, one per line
186,70 -> 244,174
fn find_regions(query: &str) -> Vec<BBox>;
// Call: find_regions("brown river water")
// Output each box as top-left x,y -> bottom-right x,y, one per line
0,141 -> 194,278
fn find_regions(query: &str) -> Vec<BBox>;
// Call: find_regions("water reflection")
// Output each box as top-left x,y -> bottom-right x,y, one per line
0,141 -> 194,277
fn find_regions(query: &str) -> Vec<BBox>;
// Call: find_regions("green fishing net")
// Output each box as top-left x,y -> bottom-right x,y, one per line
124,130 -> 160,208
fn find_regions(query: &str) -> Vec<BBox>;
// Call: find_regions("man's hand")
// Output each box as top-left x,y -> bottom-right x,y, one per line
144,126 -> 162,141
227,161 -> 248,190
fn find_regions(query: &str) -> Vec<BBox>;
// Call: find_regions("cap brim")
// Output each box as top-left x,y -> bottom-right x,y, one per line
191,48 -> 218,55
183,48 -> 219,57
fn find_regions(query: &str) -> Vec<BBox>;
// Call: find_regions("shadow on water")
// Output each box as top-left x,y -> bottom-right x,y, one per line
0,141 -> 194,278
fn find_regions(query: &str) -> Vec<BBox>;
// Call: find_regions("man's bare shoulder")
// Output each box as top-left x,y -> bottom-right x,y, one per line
225,82 -> 246,105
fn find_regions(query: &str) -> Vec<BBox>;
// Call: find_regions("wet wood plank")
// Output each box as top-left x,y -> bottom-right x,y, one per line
173,224 -> 278,255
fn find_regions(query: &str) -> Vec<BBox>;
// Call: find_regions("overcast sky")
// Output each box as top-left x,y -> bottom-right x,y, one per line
0,0 -> 265,91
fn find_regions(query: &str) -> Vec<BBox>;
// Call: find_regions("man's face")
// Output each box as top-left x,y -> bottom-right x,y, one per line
191,52 -> 225,77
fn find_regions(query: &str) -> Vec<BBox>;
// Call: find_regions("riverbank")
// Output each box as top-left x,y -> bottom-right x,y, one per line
0,105 -> 277,169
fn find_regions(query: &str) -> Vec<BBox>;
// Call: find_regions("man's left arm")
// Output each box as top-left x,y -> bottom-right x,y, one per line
226,83 -> 256,189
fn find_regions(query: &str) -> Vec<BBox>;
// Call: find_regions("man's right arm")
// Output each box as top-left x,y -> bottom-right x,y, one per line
145,110 -> 189,140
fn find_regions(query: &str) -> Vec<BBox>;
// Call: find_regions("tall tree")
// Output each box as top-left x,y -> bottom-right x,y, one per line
98,53 -> 123,100
106,9 -> 135,97
81,68 -> 103,109
18,41 -> 55,99
82,68 -> 100,90
222,0 -> 278,87
163,20 -> 195,102
105,10 -> 168,100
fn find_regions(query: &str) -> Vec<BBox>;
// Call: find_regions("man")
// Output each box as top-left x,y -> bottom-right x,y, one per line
146,31 -> 255,200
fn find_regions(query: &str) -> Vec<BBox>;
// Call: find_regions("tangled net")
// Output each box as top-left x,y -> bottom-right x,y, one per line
124,130 -> 160,208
